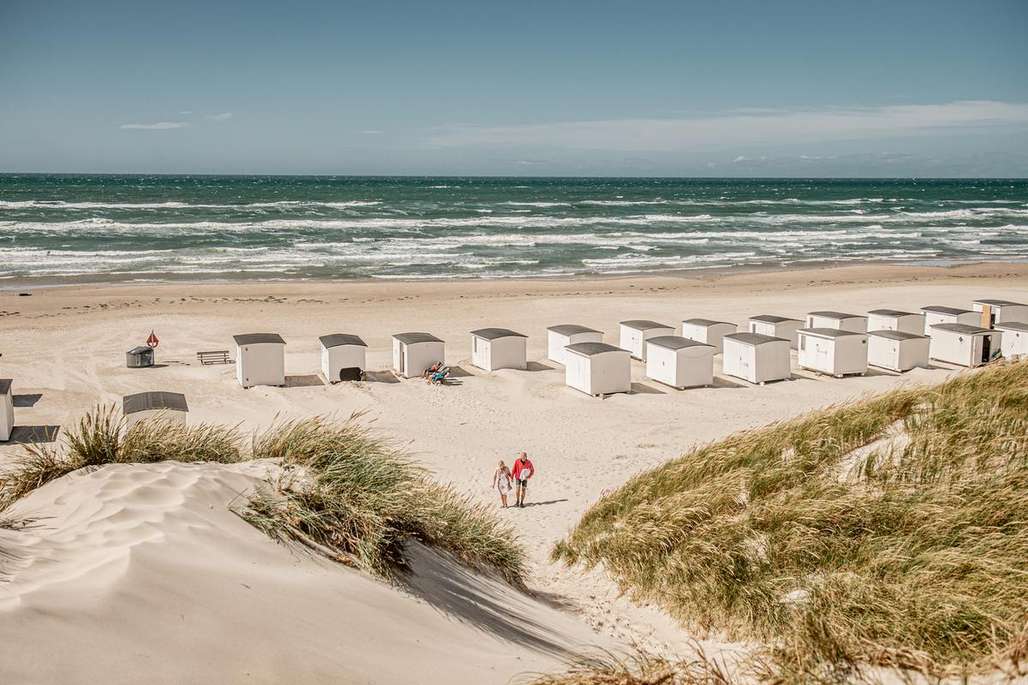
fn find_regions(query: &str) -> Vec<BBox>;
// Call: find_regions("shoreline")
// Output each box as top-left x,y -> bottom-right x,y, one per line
5,261 -> 1028,298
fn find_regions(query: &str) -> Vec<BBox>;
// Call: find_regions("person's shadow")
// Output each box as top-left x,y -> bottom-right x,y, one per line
519,499 -> 568,508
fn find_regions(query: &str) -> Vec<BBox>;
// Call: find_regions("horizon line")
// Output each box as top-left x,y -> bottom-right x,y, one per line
2,172 -> 1027,181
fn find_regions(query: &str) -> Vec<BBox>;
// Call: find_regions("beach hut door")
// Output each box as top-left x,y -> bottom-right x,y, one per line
400,346 -> 408,376
980,336 -> 991,364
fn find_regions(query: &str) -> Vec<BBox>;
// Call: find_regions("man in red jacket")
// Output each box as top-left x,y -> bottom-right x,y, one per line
511,452 -> 535,508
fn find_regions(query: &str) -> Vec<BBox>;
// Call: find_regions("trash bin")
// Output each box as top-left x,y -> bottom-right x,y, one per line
127,346 -> 155,368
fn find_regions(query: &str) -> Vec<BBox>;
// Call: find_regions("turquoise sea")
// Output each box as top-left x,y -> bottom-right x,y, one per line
1,176 -> 1026,283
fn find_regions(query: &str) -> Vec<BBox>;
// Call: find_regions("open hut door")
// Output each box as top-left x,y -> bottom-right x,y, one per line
980,305 -> 993,329
338,367 -> 363,382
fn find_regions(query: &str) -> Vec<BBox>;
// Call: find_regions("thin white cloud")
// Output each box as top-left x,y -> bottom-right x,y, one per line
206,112 -> 233,121
361,129 -> 384,135
179,110 -> 193,115
428,100 -> 1028,152
119,121 -> 188,130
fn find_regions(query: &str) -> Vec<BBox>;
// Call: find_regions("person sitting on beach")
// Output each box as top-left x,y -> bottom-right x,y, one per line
511,452 -> 535,508
423,361 -> 443,379
492,460 -> 513,508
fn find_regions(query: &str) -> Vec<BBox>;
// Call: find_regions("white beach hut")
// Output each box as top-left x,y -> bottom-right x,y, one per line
805,311 -> 868,332
122,391 -> 188,429
928,323 -> 1001,368
921,306 -> 979,332
470,328 -> 528,371
0,379 -> 13,442
392,332 -> 445,379
564,342 -> 631,397
996,321 -> 1028,360
319,334 -> 367,383
619,320 -> 675,360
867,330 -> 930,372
867,309 -> 925,335
747,315 -> 802,349
234,333 -> 286,388
722,332 -> 791,385
680,318 -> 737,353
546,324 -> 603,365
645,336 -> 715,390
972,299 -> 1028,327
797,328 -> 868,377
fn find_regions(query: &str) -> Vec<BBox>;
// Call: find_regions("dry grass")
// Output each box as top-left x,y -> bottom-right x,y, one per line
553,361 -> 1028,682
0,407 -> 524,587
522,646 -> 736,685
0,405 -> 242,511
238,414 -> 526,585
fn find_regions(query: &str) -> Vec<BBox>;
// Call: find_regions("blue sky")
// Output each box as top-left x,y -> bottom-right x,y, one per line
1,0 -> 1026,176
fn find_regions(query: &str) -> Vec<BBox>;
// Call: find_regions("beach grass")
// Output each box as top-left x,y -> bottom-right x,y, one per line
552,360 -> 1028,681
239,415 -> 526,584
0,405 -> 242,510
522,647 -> 736,685
0,408 -> 524,586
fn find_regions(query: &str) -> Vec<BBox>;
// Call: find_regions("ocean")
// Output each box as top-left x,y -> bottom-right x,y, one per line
1,175 -> 1026,283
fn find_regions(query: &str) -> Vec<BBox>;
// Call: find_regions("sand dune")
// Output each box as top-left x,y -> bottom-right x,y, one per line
0,460 -> 605,685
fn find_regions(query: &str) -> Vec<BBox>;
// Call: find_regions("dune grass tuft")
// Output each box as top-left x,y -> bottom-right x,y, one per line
239,414 -> 526,584
553,361 -> 1028,681
1,407 -> 523,589
523,647 -> 736,685
0,405 -> 243,511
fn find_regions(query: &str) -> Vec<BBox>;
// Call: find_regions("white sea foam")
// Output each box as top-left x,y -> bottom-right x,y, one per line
0,199 -> 381,210
501,201 -> 571,207
3,186 -> 1026,280
578,199 -> 669,206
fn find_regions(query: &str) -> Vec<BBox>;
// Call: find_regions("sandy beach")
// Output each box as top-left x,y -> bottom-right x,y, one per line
2,262 -> 1027,683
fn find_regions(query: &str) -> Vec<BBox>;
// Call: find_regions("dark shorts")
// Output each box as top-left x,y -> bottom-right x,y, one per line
517,479 -> 529,488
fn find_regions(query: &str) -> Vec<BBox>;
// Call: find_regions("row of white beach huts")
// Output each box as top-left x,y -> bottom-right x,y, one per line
1,299 -> 1025,441
220,297 -> 1028,399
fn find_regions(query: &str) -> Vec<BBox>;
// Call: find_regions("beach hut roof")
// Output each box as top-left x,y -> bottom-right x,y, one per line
807,310 -> 864,320
868,330 -> 926,341
996,321 -> 1028,332
0,379 -> 11,396
930,323 -> 991,335
683,318 -> 733,328
974,298 -> 1025,307
470,327 -> 527,340
319,334 -> 367,348
233,333 -> 285,346
547,324 -> 601,336
127,346 -> 153,355
620,319 -> 672,331
123,391 -> 188,415
749,314 -> 800,324
565,342 -> 624,357
921,305 -> 973,315
868,309 -> 917,317
799,327 -> 864,339
725,332 -> 785,346
647,335 -> 714,351
393,332 -> 443,345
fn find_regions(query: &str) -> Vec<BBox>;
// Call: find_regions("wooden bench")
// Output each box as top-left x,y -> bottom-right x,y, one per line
196,350 -> 231,365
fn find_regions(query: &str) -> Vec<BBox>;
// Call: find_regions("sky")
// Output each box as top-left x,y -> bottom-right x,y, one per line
1,0 -> 1026,176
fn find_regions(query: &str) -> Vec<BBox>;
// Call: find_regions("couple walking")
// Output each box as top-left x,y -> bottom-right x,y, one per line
492,452 -> 534,508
